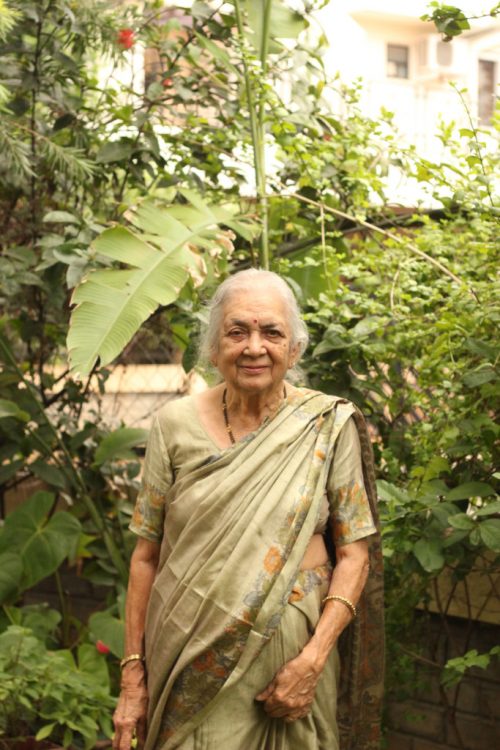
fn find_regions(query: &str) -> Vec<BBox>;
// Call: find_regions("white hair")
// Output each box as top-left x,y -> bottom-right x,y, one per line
198,269 -> 309,374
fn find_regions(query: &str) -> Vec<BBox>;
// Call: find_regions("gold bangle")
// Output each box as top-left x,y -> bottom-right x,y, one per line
120,653 -> 145,669
322,594 -> 357,619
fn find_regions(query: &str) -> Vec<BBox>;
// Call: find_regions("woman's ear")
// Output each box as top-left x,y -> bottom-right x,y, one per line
288,344 -> 300,369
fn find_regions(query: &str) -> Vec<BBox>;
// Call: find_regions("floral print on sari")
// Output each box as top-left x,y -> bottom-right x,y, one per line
330,480 -> 376,545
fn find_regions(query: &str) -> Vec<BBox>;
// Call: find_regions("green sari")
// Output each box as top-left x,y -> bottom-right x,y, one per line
138,390 -> 384,750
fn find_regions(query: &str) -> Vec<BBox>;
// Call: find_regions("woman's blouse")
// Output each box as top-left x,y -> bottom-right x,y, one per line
129,395 -> 376,548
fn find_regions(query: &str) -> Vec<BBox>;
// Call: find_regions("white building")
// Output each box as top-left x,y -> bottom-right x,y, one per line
316,0 -> 500,158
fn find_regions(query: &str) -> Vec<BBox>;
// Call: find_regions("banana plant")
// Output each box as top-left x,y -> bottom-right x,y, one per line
67,190 -> 256,377
198,0 -> 309,269
235,0 -> 308,269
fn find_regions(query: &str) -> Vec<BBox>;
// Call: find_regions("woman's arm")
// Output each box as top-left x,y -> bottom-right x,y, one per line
255,538 -> 370,722
113,538 -> 160,750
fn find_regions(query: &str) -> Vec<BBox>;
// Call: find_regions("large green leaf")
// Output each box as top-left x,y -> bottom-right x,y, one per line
478,519 -> 500,552
78,643 -> 110,689
447,513 -> 475,531
194,32 -> 241,77
313,324 -> 350,355
413,538 -> 444,572
67,193 -> 250,376
446,482 -> 495,501
88,611 -> 124,658
0,398 -> 29,421
351,316 -> 385,340
43,210 -> 79,224
94,427 -> 148,466
376,480 -> 412,505
476,500 -> 500,516
0,551 -> 23,603
30,459 -> 67,489
242,0 -> 308,55
0,491 -> 82,593
462,367 -> 497,387
68,229 -> 191,376
95,140 -> 133,164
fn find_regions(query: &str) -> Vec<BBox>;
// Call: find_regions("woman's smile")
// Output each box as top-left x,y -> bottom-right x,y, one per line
239,363 -> 270,374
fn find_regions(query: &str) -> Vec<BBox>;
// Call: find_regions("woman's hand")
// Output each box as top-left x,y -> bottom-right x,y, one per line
255,649 -> 321,723
113,538 -> 160,749
113,663 -> 148,750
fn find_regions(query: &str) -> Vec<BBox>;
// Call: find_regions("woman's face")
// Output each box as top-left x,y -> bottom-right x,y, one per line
212,286 -> 299,395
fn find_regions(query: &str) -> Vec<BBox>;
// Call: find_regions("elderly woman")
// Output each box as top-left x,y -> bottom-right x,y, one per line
113,269 -> 384,750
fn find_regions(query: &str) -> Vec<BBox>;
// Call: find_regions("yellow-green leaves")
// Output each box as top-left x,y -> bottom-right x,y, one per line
67,192 -> 251,376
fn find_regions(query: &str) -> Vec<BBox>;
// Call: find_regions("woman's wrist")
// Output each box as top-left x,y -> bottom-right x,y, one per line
300,637 -> 329,676
120,652 -> 145,669
121,659 -> 146,688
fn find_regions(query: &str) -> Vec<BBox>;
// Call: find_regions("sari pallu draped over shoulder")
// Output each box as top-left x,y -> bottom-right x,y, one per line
144,391 -> 384,750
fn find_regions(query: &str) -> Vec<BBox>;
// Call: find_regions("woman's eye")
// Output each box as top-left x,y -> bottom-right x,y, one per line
228,329 -> 245,338
267,329 -> 282,338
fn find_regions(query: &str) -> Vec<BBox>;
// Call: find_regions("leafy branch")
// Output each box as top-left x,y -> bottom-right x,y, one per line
271,191 -> 478,299
422,1 -> 500,41
0,0 -> 20,41
0,126 -> 34,177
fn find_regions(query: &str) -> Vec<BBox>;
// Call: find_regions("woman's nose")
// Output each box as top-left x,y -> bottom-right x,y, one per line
245,331 -> 265,355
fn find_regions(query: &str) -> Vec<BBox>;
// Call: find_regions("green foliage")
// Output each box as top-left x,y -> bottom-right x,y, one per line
0,491 -> 81,603
287,100 -> 500,709
422,2 -> 471,40
0,1 -> 20,42
442,646 -> 500,688
0,332 -> 134,588
0,604 -> 62,647
422,2 -> 500,40
0,399 -> 29,421
0,626 -> 115,748
94,427 -> 150,466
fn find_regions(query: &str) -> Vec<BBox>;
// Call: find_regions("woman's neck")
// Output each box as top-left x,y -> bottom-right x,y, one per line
223,382 -> 286,427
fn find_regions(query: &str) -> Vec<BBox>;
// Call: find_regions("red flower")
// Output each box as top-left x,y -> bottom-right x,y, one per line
117,28 -> 134,50
96,640 -> 110,655
162,77 -> 174,88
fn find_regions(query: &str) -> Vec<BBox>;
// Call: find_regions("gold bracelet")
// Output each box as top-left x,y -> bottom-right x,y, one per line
322,594 -> 357,619
120,653 -> 145,669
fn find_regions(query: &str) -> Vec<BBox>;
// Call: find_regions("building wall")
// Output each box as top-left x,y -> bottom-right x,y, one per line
315,0 -> 500,203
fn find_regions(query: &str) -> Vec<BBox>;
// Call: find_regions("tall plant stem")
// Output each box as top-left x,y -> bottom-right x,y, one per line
233,0 -> 270,269
29,11 -> 44,242
256,0 -> 273,270
54,569 -> 71,647
0,334 -> 128,584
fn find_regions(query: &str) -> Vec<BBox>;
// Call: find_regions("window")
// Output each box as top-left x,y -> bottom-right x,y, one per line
387,44 -> 409,79
478,59 -> 497,126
